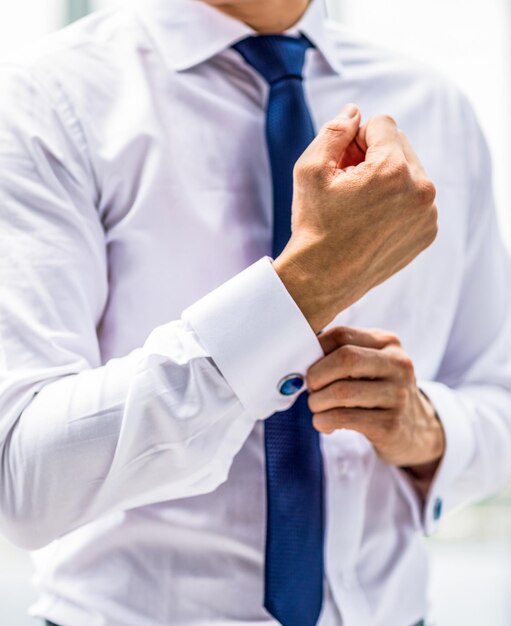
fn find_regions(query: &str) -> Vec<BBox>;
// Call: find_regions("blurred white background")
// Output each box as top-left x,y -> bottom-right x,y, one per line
0,1 -> 510,625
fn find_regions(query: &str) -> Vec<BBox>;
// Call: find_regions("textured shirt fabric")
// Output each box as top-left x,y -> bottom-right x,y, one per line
0,1 -> 510,625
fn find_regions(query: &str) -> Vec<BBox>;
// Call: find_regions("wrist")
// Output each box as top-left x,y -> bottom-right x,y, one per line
273,246 -> 337,333
400,392 -> 445,496
417,390 -> 446,464
401,460 -> 440,502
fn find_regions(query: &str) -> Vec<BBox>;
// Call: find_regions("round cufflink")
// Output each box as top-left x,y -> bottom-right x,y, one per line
278,374 -> 305,396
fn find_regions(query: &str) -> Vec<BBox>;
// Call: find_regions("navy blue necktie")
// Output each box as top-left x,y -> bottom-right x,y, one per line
233,35 -> 324,626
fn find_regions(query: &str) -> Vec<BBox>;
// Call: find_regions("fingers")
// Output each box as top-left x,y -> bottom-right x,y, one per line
307,345 -> 395,391
356,117 -> 428,176
296,103 -> 361,177
337,135 -> 366,170
356,114 -> 404,165
298,108 -> 426,186
308,379 -> 399,413
318,326 -> 401,356
312,407 -> 393,437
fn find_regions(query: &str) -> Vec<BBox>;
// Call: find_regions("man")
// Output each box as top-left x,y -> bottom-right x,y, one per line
0,0 -> 509,625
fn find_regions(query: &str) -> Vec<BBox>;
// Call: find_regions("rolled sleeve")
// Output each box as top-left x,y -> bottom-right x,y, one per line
183,257 -> 324,418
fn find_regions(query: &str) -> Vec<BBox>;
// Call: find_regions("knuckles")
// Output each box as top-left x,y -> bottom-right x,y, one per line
393,387 -> 409,410
373,156 -> 437,212
373,328 -> 401,346
378,113 -> 399,128
293,158 -> 329,186
391,349 -> 415,380
334,345 -> 360,371
331,326 -> 355,345
414,177 -> 437,206
368,113 -> 399,131
322,120 -> 351,136
386,156 -> 411,184
372,155 -> 412,194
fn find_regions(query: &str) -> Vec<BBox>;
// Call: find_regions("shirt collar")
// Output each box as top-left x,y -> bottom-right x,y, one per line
133,0 -> 343,75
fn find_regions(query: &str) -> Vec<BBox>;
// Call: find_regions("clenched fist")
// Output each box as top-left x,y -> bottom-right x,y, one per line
274,104 -> 438,333
306,326 -> 445,474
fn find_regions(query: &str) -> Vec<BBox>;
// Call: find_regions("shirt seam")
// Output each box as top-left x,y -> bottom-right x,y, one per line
27,63 -> 101,206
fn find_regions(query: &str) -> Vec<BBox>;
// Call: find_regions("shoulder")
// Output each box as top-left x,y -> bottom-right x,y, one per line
0,10 -> 142,184
325,21 -> 478,132
0,6 -> 147,108
4,6 -> 139,67
0,4 -> 154,161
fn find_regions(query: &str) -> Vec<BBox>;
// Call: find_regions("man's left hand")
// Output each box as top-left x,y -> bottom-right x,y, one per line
307,327 -> 445,471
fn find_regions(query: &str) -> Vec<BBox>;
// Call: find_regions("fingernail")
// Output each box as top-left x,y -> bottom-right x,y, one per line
338,103 -> 359,119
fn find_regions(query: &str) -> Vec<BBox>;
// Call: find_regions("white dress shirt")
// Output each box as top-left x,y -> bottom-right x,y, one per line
0,1 -> 510,625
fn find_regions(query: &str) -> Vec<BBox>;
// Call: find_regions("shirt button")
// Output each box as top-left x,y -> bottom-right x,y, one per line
433,497 -> 443,521
278,374 -> 305,396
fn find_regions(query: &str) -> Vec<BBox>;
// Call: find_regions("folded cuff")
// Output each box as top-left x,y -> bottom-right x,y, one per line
182,257 -> 324,419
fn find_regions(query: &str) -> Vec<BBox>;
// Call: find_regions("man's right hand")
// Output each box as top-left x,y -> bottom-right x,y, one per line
273,103 -> 438,333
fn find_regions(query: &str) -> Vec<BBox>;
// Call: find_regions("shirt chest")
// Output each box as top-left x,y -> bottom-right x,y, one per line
89,60 -> 469,380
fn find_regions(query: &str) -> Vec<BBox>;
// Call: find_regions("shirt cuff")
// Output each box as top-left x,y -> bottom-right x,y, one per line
409,380 -> 477,535
182,257 -> 324,418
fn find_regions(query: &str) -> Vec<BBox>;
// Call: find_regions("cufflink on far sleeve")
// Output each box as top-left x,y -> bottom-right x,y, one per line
278,374 -> 305,396
433,497 -> 443,521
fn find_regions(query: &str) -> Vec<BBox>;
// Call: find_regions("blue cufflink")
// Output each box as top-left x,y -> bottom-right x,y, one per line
278,374 -> 305,396
433,497 -> 443,521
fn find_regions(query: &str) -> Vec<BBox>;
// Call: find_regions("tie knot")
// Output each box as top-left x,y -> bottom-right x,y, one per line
233,34 -> 313,85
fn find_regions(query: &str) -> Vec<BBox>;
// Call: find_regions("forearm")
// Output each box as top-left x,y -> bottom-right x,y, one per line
0,259 -> 323,550
0,321 -> 251,550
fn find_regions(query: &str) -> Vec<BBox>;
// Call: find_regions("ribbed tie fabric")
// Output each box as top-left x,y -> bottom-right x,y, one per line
233,35 -> 324,626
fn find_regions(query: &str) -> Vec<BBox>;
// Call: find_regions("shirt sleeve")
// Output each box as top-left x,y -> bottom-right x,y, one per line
0,64 -> 323,550
396,105 -> 511,535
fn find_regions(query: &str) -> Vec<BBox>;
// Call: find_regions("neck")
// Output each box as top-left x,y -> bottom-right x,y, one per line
204,0 -> 310,33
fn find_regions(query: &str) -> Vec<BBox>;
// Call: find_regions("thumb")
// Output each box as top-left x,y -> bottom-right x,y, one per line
355,114 -> 403,164
298,104 -> 361,175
